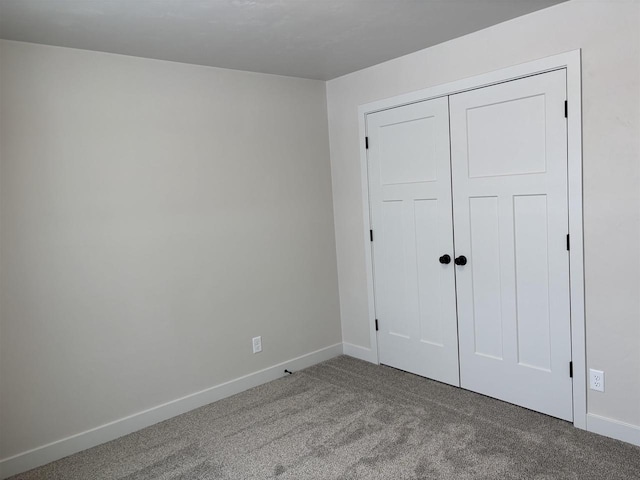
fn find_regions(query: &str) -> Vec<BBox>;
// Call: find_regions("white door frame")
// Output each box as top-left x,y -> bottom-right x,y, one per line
358,50 -> 586,429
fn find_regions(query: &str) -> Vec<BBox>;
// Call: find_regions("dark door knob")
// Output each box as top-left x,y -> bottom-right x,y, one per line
454,255 -> 467,266
439,254 -> 451,265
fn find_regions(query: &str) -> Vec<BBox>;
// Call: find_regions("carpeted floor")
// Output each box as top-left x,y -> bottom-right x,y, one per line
10,356 -> 640,479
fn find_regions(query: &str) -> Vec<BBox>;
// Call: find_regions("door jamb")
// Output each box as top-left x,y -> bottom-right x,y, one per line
357,50 -> 586,429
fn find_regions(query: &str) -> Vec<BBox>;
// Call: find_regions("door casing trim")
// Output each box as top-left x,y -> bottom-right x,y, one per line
357,50 -> 586,429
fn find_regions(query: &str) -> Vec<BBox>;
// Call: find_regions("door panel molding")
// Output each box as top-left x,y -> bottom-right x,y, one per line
358,50 -> 585,428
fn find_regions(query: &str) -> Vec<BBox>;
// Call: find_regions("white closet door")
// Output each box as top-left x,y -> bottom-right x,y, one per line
450,69 -> 572,420
367,97 -> 459,386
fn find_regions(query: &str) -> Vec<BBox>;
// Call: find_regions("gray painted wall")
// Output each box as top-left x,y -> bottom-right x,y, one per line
0,40 -> 341,459
327,0 -> 640,429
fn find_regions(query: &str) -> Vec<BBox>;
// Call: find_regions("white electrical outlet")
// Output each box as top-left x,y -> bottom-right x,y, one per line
252,336 -> 262,354
589,369 -> 605,392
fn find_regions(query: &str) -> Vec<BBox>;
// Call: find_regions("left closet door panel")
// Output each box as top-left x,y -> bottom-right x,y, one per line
367,97 -> 460,386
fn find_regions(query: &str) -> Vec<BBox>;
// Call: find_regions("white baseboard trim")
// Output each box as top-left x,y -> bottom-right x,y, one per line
586,413 -> 640,447
342,342 -> 378,364
0,343 -> 343,479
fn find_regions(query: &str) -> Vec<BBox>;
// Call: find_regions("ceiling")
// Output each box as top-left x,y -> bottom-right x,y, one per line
0,0 -> 566,80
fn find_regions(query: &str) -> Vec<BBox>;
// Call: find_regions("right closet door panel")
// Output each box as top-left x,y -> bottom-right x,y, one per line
449,69 -> 573,421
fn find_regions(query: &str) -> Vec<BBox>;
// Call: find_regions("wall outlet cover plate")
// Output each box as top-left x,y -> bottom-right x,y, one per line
589,368 -> 605,392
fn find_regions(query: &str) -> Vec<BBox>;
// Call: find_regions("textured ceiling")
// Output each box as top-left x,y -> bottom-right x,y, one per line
0,0 -> 566,80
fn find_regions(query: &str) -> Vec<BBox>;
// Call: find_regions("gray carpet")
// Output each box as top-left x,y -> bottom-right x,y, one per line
10,356 -> 640,479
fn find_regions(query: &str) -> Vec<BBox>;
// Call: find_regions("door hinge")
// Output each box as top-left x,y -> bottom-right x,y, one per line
566,234 -> 570,251
370,229 -> 373,242
375,319 -> 379,331
569,361 -> 573,378
564,100 -> 568,118
365,136 -> 369,149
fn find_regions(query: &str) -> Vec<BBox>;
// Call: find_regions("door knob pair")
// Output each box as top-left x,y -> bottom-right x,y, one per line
439,254 -> 467,265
